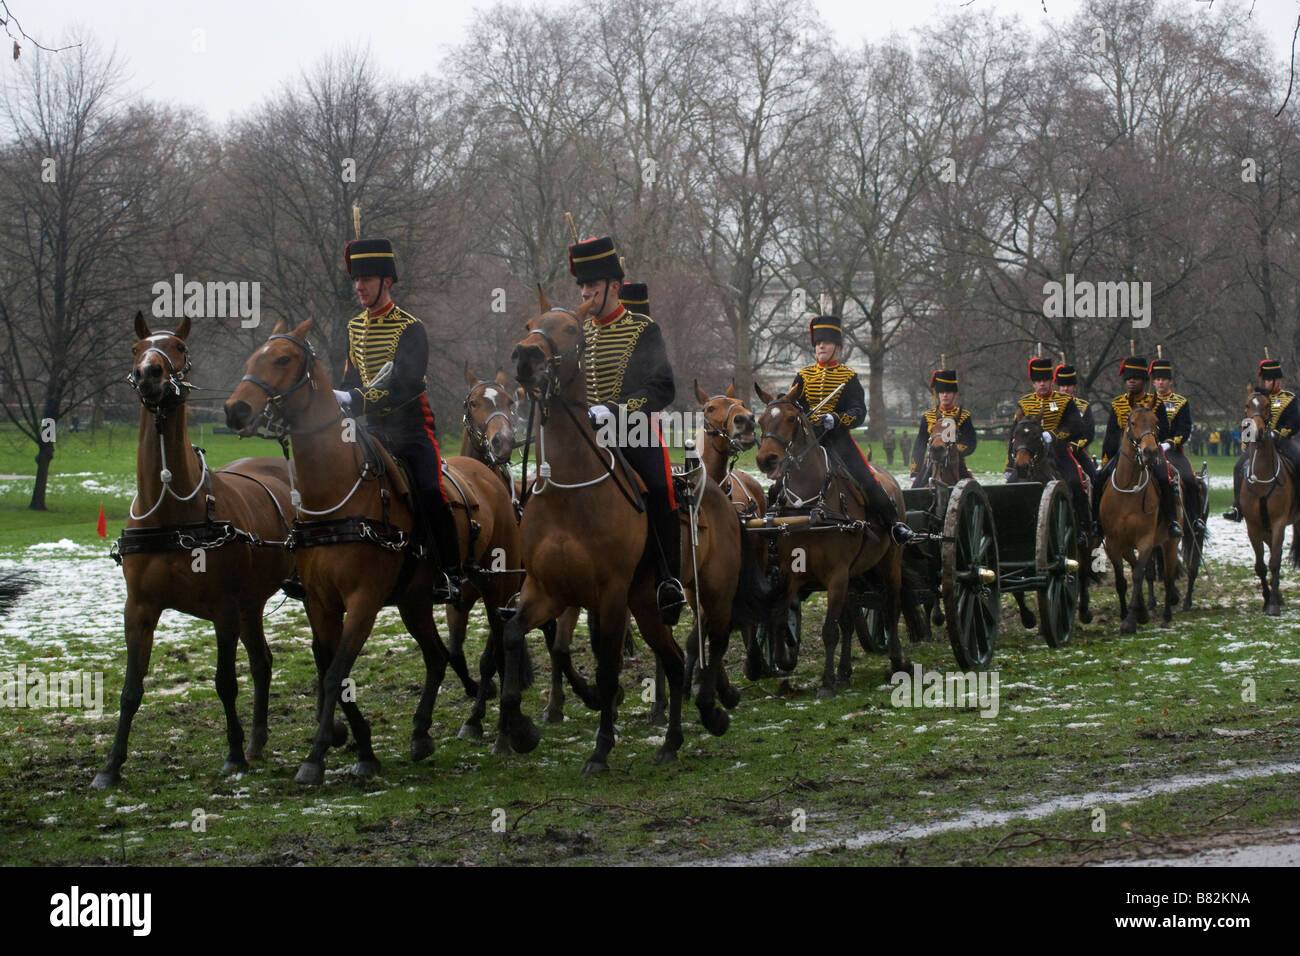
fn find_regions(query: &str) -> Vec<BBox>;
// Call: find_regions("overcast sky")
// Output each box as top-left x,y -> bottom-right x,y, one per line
9,0 -> 1300,122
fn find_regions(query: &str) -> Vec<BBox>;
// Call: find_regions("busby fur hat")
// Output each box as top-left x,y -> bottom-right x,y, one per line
809,314 -> 843,347
930,369 -> 958,391
618,281 -> 649,315
344,237 -> 397,281
1028,357 -> 1054,382
1259,358 -> 1283,379
568,236 -> 625,283
1119,356 -> 1149,379
1054,363 -> 1077,386
1148,357 -> 1173,378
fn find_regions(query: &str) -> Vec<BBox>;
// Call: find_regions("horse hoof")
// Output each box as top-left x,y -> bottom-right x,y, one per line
410,736 -> 435,762
836,671 -> 852,689
817,685 -> 837,699
352,758 -> 381,779
648,707 -> 667,727
1266,604 -> 1281,617
1020,611 -> 1037,629
719,684 -> 741,710
541,706 -> 564,725
89,770 -> 119,791
892,660 -> 912,677
701,706 -> 731,737
510,718 -> 541,754
1079,608 -> 1093,625
491,735 -> 513,756
295,762 -> 324,786
221,758 -> 249,776
247,728 -> 268,760
331,720 -> 348,748
581,759 -> 608,776
457,721 -> 483,740
1121,620 -> 1137,635
653,747 -> 678,765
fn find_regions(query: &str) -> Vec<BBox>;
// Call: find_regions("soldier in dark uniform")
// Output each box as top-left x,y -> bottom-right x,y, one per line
1090,356 -> 1179,539
910,368 -> 976,488
1223,358 -> 1300,521
790,315 -> 914,544
1008,357 -> 1090,546
567,236 -> 685,620
618,281 -> 649,316
1054,363 -> 1097,488
1149,356 -> 1205,536
882,427 -> 896,465
335,237 -> 463,602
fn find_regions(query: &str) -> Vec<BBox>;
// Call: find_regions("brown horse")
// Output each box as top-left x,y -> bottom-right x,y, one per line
1099,404 -> 1180,633
1240,389 -> 1300,615
924,416 -> 968,487
224,319 -> 520,782
498,295 -> 762,773
93,313 -> 295,789
754,381 -> 910,693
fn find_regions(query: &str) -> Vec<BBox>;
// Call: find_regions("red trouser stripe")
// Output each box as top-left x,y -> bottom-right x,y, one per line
420,396 -> 447,501
657,422 -> 676,510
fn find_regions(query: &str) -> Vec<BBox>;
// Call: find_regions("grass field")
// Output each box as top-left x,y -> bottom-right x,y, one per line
1,419 -> 1295,866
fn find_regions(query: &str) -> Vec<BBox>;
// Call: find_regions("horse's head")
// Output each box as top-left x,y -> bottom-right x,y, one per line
224,318 -> 325,437
928,416 -> 958,465
1243,387 -> 1271,447
696,379 -> 756,453
512,288 -> 595,402
1126,404 -> 1161,469
129,312 -> 192,411
464,363 -> 520,466
754,380 -> 812,480
1010,417 -> 1043,474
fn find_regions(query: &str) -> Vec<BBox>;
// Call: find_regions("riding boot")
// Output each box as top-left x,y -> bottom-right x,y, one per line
1222,458 -> 1244,521
861,474 -> 915,545
423,490 -> 464,604
650,504 -> 685,627
1159,481 -> 1182,539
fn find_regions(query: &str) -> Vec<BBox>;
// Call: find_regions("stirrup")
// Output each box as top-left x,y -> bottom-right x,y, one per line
1221,506 -> 1242,523
432,570 -> 463,605
890,521 -> 917,546
280,573 -> 306,601
657,577 -> 686,621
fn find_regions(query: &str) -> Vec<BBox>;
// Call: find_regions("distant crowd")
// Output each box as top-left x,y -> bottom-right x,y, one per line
1188,424 -> 1243,457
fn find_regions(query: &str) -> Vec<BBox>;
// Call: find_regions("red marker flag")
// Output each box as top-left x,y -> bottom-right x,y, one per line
96,504 -> 107,538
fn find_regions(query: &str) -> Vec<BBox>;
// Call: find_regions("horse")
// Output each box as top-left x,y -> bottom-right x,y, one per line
1009,416 -> 1095,626
754,381 -> 911,694
0,570 -> 36,616
224,318 -> 520,782
92,313 -> 295,789
1098,404 -> 1180,633
498,293 -> 764,773
695,380 -> 767,686
1240,388 -> 1300,615
916,415 -> 968,488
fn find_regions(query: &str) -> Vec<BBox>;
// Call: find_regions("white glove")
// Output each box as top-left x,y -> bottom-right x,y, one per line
588,404 -> 613,425
1160,442 -> 1171,452
366,361 -> 393,391
332,389 -> 353,412
820,414 -> 835,431
1041,431 -> 1053,444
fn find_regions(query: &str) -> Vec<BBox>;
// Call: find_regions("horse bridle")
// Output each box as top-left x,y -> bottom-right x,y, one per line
238,333 -> 335,439
1243,395 -> 1281,487
1010,418 -> 1046,470
462,380 -> 517,466
127,334 -> 193,417
703,396 -> 751,464
518,309 -> 586,417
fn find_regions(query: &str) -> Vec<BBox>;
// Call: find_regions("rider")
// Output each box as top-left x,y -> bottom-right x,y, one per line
568,236 -> 685,622
1149,355 -> 1205,536
909,368 -> 976,488
1223,358 -> 1300,521
1007,357 -> 1090,546
791,314 -> 915,545
336,236 -> 463,603
618,281 -> 649,316
1053,363 -> 1098,490
1091,355 -> 1180,540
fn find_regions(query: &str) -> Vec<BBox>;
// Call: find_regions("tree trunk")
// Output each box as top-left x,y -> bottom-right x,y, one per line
30,438 -> 53,511
867,327 -> 886,441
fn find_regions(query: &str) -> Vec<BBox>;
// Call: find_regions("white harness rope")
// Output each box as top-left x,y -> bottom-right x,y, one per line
129,433 -> 210,520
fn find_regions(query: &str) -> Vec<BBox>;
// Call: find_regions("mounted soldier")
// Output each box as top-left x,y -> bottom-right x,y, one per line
910,367 -> 976,488
568,235 -> 685,620
1149,355 -> 1205,537
1224,357 -> 1300,521
789,314 -> 914,544
336,235 -> 463,602
1008,357 -> 1090,547
1091,355 -> 1180,540
1052,362 -> 1096,477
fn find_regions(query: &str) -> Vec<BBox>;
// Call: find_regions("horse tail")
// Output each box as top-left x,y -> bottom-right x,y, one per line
0,569 -> 36,616
730,519 -> 779,627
